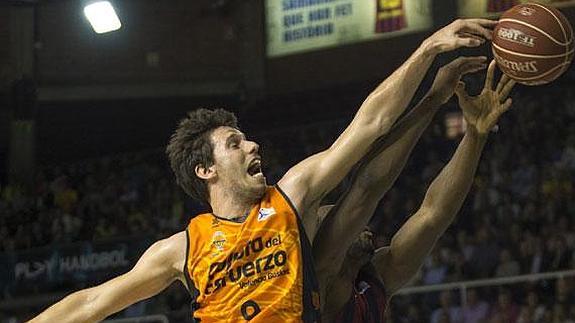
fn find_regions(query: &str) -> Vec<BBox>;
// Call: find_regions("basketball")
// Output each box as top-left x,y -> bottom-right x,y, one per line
492,3 -> 574,85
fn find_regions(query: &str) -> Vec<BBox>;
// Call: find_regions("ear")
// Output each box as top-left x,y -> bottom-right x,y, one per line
195,164 -> 216,180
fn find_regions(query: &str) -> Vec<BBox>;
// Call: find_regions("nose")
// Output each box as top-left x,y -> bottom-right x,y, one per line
244,140 -> 259,155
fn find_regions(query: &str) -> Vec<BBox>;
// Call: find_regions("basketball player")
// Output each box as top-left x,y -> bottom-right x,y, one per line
28,18 -> 496,323
315,60 -> 515,321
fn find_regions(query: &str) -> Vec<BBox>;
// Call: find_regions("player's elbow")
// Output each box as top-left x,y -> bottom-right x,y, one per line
412,205 -> 455,241
30,289 -> 101,323
355,103 -> 394,136
68,288 -> 108,322
363,91 -> 399,129
68,288 -> 107,322
360,113 -> 394,137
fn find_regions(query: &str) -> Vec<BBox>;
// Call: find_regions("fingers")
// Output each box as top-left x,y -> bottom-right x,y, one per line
446,56 -> 486,69
455,81 -> 470,101
459,19 -> 495,41
458,32 -> 487,44
456,37 -> 484,48
484,60 -> 497,91
458,57 -> 488,75
498,98 -> 513,115
440,56 -> 486,74
499,79 -> 516,101
495,74 -> 509,93
464,64 -> 488,76
464,18 -> 499,28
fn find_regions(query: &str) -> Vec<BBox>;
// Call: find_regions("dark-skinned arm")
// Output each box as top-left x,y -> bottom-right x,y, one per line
313,57 -> 488,267
373,61 -> 516,296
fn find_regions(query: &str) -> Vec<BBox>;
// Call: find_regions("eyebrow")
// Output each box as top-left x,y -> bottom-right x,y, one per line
225,132 -> 245,147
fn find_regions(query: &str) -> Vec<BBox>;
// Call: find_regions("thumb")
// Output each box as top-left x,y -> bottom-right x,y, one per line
455,81 -> 470,101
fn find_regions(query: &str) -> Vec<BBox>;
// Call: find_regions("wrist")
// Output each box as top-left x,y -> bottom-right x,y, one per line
420,38 -> 441,57
466,126 -> 489,140
424,92 -> 445,106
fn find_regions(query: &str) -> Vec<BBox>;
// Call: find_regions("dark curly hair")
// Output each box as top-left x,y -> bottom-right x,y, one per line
166,108 -> 238,205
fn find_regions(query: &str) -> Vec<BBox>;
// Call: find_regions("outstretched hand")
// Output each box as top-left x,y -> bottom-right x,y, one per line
424,19 -> 497,54
429,56 -> 488,105
455,60 -> 516,135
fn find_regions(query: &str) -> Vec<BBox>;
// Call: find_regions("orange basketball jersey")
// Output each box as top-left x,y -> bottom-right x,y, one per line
184,186 -> 321,322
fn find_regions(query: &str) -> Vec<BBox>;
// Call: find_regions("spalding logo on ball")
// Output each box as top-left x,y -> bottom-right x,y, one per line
492,2 -> 574,85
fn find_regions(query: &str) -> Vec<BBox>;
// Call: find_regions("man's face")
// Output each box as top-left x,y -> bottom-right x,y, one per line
209,126 -> 267,200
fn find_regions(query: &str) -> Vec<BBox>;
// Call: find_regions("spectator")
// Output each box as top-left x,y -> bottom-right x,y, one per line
430,291 -> 462,323
423,250 -> 448,285
495,248 -> 521,277
488,288 -> 519,323
523,290 -> 547,323
470,226 -> 499,278
461,289 -> 489,323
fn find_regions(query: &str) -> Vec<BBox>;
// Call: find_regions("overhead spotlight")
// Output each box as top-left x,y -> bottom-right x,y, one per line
84,1 -> 122,34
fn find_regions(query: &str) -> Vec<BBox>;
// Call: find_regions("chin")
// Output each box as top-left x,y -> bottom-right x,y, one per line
255,182 -> 267,196
241,174 -> 267,201
249,181 -> 267,199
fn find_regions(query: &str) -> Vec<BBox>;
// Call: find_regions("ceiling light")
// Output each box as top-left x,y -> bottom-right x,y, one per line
84,1 -> 121,34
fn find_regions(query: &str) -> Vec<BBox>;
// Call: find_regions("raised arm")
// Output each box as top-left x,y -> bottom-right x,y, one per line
373,61 -> 515,296
278,19 -> 497,234
313,56 -> 488,267
28,232 -> 187,323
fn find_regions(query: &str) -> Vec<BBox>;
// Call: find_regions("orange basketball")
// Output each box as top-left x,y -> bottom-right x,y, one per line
492,3 -> 574,85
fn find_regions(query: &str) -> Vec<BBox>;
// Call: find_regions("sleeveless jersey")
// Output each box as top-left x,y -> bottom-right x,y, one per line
184,186 -> 321,322
375,0 -> 406,34
334,265 -> 387,323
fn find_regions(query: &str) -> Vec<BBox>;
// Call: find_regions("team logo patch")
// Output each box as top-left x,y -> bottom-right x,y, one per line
357,280 -> 371,294
257,207 -> 276,221
211,231 -> 226,252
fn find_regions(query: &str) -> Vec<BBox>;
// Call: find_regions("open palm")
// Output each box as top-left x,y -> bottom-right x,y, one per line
455,60 -> 516,135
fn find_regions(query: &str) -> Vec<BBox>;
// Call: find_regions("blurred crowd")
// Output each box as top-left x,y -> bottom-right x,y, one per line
391,277 -> 575,323
1,77 -> 575,322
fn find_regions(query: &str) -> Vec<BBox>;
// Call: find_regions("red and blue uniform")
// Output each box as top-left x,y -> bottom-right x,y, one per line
334,264 -> 388,323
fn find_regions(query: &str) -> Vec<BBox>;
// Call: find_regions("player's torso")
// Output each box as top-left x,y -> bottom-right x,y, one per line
334,266 -> 387,323
185,187 -> 320,322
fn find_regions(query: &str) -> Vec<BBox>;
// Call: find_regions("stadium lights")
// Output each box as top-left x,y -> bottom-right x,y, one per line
83,1 -> 122,34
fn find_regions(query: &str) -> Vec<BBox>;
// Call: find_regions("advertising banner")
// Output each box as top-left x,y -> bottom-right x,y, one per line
0,238 -> 152,296
266,0 -> 433,57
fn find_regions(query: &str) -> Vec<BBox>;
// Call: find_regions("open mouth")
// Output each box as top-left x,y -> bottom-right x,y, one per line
247,160 -> 263,177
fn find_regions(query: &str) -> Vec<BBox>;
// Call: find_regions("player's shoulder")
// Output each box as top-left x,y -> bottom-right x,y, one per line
160,231 -> 187,247
149,231 -> 188,267
187,212 -> 216,228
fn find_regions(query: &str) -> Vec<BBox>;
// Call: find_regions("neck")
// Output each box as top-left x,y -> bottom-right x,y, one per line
209,186 -> 257,220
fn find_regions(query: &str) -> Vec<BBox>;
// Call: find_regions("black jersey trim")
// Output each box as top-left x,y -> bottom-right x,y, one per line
275,184 -> 321,322
295,214 -> 322,322
185,228 -> 202,322
274,184 -> 302,219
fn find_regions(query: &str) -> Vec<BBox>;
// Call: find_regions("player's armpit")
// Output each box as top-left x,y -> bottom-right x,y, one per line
28,231 -> 187,323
